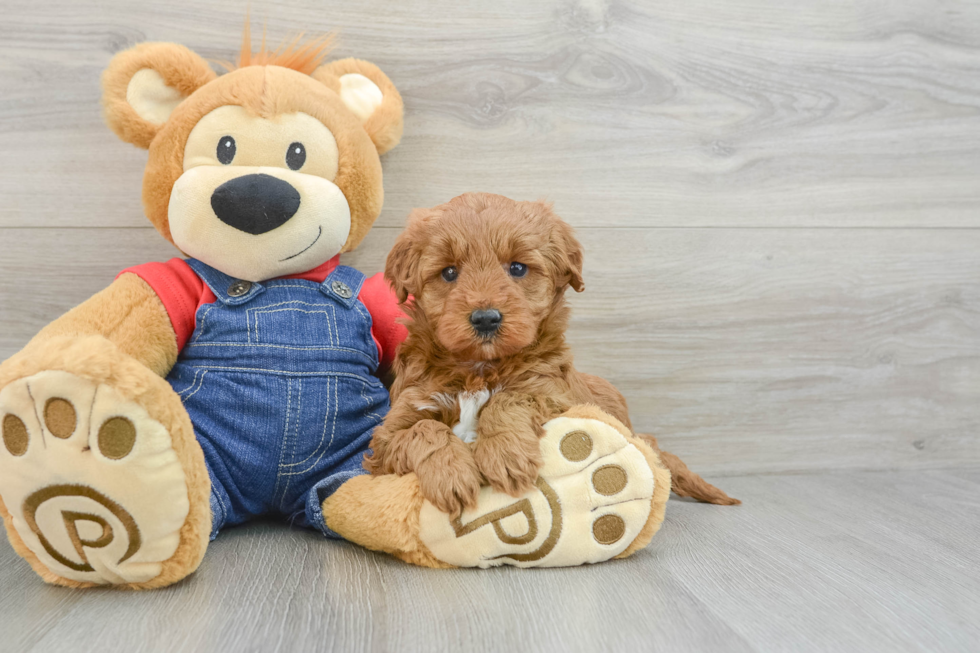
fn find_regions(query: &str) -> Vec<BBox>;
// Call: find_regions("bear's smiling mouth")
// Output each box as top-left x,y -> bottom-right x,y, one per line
279,226 -> 323,262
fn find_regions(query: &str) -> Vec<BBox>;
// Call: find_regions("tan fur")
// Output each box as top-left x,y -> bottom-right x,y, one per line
102,42 -> 217,149
101,40 -> 400,253
323,474 -> 452,568
135,65 -> 385,252
314,59 -> 404,155
28,273 -> 179,377
0,336 -> 211,589
368,192 -> 737,515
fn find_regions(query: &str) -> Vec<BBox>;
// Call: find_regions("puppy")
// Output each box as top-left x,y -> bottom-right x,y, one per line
365,192 -> 738,515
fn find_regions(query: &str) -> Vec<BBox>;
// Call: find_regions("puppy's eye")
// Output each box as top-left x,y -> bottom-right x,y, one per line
509,262 -> 528,278
286,142 -> 306,170
441,266 -> 458,282
217,136 -> 236,164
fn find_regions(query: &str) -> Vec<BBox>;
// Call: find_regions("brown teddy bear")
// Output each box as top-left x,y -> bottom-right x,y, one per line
0,32 -> 675,588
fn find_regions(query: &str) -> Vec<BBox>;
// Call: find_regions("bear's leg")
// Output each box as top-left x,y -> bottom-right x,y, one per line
0,336 -> 211,588
323,406 -> 671,568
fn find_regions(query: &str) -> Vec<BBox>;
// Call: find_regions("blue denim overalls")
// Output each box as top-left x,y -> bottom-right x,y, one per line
165,259 -> 389,539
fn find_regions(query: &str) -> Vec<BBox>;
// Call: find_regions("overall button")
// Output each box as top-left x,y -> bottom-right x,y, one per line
331,280 -> 353,299
228,280 -> 252,297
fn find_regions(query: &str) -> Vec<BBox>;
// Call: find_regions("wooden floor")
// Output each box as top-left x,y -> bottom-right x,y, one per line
1,0 -> 979,650
1,470 -> 977,652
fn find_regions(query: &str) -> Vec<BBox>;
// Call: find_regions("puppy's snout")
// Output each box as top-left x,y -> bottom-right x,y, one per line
211,173 -> 301,235
470,308 -> 502,337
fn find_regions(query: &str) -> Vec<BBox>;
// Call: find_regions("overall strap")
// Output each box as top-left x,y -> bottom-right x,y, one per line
319,265 -> 366,309
185,259 -> 266,306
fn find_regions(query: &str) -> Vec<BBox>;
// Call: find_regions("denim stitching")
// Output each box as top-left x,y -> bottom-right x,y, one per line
272,377 -> 293,506
178,366 -> 384,384
247,304 -> 336,343
281,375 -> 332,469
278,377 -> 302,508
186,343 -> 360,351
247,304 -> 254,344
182,342 -> 376,367
263,283 -> 326,290
174,368 -> 203,397
352,301 -> 381,366
193,304 -> 219,344
180,370 -> 209,402
282,375 -> 338,477
248,300 -> 337,309
253,308 -> 334,342
328,298 -> 340,346
206,462 -> 229,537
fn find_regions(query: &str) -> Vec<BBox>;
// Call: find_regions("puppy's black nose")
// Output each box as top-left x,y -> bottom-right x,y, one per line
211,173 -> 301,235
470,308 -> 502,336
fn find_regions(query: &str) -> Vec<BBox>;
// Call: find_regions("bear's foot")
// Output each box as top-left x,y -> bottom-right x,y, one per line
0,368 -> 208,588
325,406 -> 671,568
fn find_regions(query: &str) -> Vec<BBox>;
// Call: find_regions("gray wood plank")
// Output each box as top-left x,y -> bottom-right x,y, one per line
1,0 -> 980,228
948,468 -> 980,485
0,470 -> 977,652
2,226 -> 977,474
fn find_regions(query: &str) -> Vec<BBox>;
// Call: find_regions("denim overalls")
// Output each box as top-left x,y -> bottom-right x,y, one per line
165,259 -> 389,539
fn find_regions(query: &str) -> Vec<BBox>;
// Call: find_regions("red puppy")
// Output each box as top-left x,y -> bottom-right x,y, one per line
366,192 -> 738,515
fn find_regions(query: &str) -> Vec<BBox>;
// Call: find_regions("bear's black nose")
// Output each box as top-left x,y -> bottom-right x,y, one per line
210,173 -> 301,235
470,308 -> 502,337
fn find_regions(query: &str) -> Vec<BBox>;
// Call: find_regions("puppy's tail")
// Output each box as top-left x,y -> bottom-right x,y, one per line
638,434 -> 741,506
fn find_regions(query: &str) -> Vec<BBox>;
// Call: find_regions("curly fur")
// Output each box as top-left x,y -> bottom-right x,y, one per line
367,193 -> 739,515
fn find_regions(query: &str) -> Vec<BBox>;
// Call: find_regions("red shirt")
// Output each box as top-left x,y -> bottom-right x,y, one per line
120,256 -> 407,375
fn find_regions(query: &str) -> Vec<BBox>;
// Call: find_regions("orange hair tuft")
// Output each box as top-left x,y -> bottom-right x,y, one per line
220,17 -> 336,75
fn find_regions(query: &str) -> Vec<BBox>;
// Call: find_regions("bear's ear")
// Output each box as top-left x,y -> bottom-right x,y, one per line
313,59 -> 404,155
102,43 -> 217,149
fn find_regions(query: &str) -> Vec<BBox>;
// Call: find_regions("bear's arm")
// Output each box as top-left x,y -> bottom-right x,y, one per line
26,273 -> 179,377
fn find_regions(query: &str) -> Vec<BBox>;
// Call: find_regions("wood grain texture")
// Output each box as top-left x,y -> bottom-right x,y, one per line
1,470 -> 977,652
1,0 -> 980,229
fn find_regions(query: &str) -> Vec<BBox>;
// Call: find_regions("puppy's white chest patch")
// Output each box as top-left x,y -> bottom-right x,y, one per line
414,388 -> 500,443
452,390 -> 491,443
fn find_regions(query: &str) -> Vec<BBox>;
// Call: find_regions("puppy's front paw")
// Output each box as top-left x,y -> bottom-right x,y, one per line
416,444 -> 481,518
473,433 -> 542,497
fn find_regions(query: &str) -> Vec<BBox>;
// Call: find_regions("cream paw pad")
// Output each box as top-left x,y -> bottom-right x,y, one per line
0,370 -> 191,585
418,415 -> 662,568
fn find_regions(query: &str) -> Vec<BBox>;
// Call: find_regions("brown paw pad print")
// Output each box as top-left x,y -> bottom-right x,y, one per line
560,429 -> 630,546
2,397 -> 136,460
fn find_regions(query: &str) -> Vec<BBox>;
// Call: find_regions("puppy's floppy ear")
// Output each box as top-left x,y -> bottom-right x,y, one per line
537,202 -> 585,293
385,208 -> 436,303
385,229 -> 417,303
313,58 -> 404,155
563,231 -> 586,293
102,43 -> 217,149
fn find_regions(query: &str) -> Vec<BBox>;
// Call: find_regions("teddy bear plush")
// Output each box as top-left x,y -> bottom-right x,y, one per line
0,32 -> 671,588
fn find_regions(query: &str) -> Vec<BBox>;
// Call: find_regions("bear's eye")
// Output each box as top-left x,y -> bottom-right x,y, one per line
441,266 -> 458,282
509,262 -> 528,278
286,142 -> 306,170
217,136 -> 236,165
